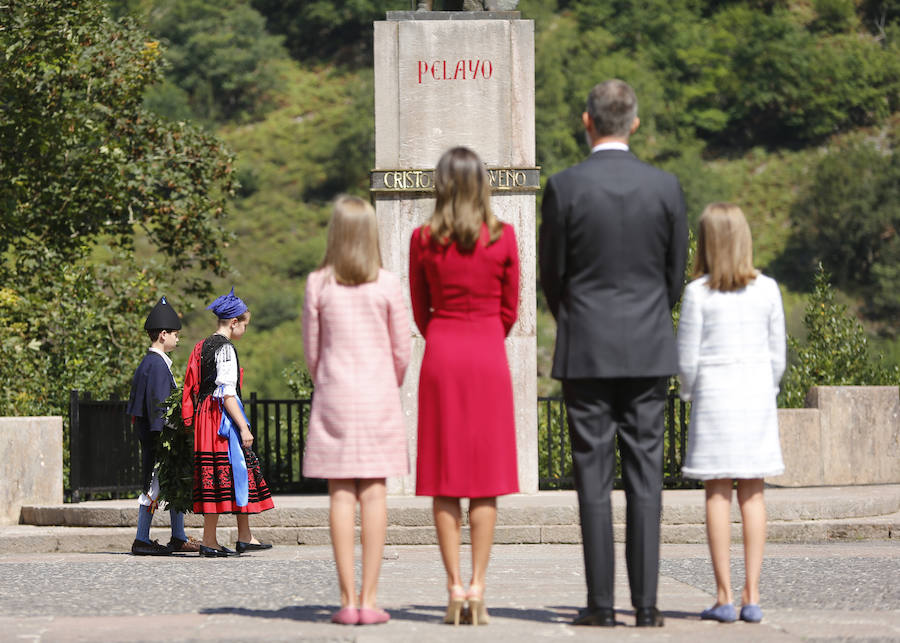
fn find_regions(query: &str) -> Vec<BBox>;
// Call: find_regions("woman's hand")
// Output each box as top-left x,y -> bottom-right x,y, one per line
240,427 -> 254,449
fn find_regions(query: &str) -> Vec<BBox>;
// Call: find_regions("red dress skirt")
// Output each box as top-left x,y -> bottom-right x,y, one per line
183,338 -> 274,514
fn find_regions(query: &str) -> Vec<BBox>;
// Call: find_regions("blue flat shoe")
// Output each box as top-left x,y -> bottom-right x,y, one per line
739,604 -> 762,623
700,603 -> 736,622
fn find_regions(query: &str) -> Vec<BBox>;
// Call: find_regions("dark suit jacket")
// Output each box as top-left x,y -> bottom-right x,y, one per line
539,149 -> 688,379
125,351 -> 176,436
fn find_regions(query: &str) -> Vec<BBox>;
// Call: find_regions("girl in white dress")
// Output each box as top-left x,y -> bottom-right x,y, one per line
677,203 -> 786,624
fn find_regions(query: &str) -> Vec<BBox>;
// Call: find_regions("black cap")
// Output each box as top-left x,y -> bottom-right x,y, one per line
144,296 -> 182,331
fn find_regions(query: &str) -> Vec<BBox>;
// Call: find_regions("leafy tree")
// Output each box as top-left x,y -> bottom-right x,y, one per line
778,265 -> 899,408
251,0 -> 404,65
710,7 -> 900,143
788,141 -> 900,325
812,0 -> 857,34
113,0 -> 288,125
0,0 -> 236,416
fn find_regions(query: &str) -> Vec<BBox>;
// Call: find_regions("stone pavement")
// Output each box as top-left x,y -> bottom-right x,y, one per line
1,542 -> 898,642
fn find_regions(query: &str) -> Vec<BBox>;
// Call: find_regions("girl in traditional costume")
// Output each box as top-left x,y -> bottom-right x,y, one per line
182,288 -> 275,557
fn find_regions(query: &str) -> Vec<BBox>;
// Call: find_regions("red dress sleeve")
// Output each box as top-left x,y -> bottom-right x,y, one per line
181,341 -> 203,426
500,224 -> 520,336
409,227 -> 432,335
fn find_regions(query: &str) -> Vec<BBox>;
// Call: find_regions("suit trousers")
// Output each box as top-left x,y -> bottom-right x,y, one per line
562,376 -> 667,610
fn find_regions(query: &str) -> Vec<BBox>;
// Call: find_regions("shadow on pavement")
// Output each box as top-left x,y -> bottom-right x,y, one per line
199,604 -> 703,626
200,605 -> 334,622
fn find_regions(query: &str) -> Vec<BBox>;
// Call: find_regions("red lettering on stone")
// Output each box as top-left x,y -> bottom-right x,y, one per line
416,59 -> 494,83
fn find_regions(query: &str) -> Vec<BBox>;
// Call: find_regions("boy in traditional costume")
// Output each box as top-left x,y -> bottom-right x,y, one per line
126,297 -> 201,555
182,288 -> 274,557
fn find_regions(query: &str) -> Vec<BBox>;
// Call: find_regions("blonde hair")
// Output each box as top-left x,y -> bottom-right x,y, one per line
427,146 -> 503,250
320,195 -> 382,285
694,202 -> 759,291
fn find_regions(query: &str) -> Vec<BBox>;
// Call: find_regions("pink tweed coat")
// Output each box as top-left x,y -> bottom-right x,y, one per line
301,267 -> 411,479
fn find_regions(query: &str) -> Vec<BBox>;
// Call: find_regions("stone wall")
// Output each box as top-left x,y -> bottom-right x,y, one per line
0,417 -> 63,524
771,386 -> 900,487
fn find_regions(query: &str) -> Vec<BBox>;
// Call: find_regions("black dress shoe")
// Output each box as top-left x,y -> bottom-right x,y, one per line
217,545 -> 241,557
199,544 -> 228,558
572,607 -> 616,626
131,539 -> 172,556
635,606 -> 664,627
235,540 -> 273,554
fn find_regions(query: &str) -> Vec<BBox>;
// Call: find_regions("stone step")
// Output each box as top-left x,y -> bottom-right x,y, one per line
1,511 -> 897,554
19,485 -> 900,528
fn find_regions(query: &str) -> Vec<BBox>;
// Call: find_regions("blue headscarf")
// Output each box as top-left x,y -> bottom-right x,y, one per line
206,287 -> 248,319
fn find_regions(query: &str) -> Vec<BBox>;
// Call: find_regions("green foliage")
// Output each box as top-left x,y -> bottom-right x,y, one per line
0,0 -> 235,419
284,364 -> 314,399
156,388 -> 195,513
250,0 -> 405,65
708,7 -> 898,143
812,0 -> 858,33
778,265 -> 899,408
6,0 -> 900,408
0,0 -> 235,282
788,141 -> 900,325
0,257 -> 156,416
136,0 -> 289,125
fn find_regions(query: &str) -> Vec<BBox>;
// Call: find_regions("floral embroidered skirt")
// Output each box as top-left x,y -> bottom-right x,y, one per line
192,397 -> 274,514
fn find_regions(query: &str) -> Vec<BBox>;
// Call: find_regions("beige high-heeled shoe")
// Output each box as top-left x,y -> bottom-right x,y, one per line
467,586 -> 490,626
444,585 -> 466,626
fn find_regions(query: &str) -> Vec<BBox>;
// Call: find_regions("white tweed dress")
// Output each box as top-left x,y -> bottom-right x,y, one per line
677,274 -> 786,480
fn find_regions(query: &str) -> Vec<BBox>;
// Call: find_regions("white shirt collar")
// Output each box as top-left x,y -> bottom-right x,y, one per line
591,141 -> 629,153
148,347 -> 173,373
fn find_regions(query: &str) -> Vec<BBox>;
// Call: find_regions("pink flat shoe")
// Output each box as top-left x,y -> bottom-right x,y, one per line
358,607 -> 390,625
331,606 -> 359,625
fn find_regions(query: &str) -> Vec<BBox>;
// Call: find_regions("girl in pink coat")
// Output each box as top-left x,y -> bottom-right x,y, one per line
302,195 -> 411,626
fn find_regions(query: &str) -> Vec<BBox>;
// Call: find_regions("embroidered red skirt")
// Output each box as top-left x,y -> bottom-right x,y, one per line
192,396 -> 274,514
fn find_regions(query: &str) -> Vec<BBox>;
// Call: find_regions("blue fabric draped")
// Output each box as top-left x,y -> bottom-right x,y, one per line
217,387 -> 249,507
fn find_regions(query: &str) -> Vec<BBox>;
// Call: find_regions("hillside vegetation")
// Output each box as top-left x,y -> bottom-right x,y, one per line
2,0 -> 898,411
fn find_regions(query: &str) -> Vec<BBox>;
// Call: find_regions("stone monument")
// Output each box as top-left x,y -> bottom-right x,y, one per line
373,10 -> 537,494
415,1 -> 519,11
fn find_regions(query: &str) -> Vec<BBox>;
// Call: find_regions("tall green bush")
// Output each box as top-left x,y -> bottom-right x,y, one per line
778,265 -> 899,408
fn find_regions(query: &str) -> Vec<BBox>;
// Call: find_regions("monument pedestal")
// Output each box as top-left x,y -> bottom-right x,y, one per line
373,12 -> 537,494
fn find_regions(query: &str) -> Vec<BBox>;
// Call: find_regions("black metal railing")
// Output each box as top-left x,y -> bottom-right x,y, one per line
69,385 -> 697,500
68,391 -> 140,501
68,391 -> 325,501
537,382 -> 698,490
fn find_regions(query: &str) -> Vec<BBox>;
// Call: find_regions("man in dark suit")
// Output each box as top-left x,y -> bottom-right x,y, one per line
539,79 -> 688,627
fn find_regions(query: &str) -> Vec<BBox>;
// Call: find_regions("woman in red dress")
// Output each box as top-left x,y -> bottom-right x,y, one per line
409,146 -> 520,625
182,288 -> 275,557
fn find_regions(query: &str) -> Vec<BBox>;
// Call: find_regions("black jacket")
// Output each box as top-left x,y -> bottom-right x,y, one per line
539,149 -> 688,379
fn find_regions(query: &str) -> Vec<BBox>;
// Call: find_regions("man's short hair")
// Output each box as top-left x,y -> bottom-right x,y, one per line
586,79 -> 638,139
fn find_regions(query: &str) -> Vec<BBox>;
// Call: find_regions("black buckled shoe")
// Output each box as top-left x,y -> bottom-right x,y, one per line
635,606 -> 664,627
217,545 -> 241,557
199,544 -> 228,558
235,541 -> 273,554
131,539 -> 172,556
572,607 -> 616,626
